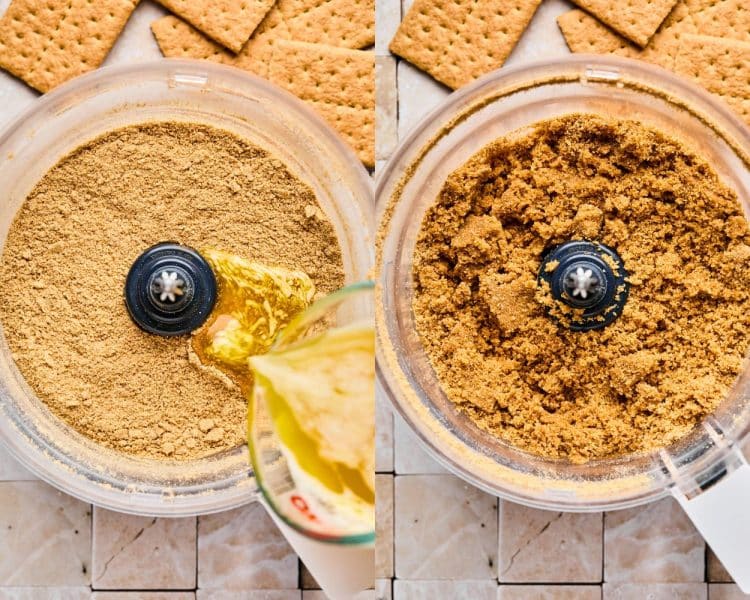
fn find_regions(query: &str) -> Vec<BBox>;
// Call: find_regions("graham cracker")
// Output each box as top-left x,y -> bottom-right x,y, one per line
156,0 -> 276,52
691,0 -> 750,43
570,0 -> 679,47
151,15 -> 278,76
558,0 -> 705,70
389,0 -> 543,90
267,40 -> 374,166
0,0 -> 139,93
283,0 -> 374,49
557,10 -> 641,58
673,34 -> 750,124
151,0 -> 372,72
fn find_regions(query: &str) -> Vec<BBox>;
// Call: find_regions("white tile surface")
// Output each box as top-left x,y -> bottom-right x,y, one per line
394,580 -> 496,600
375,56 -> 398,162
375,474 -> 394,578
498,586 -> 601,600
375,389 -> 394,473
604,498 -> 705,583
708,584 -> 750,600
93,594 -> 195,599
394,474 -> 497,579
375,579 -> 392,600
602,583 -> 707,600
92,508 -> 196,590
103,1 -> 168,67
0,589 -> 91,600
0,482 -> 91,586
504,0 -> 575,69
498,502 -> 603,583
375,0 -> 400,56
198,502 -> 298,590
393,416 -> 446,475
395,61 -> 449,141
197,593 -> 300,600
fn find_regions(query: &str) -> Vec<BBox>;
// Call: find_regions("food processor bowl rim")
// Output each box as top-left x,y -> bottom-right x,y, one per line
375,54 -> 750,511
0,58 -> 374,202
374,54 -> 750,202
0,59 -> 373,516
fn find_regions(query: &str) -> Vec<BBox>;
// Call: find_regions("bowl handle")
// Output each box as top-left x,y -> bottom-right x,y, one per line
672,451 -> 750,592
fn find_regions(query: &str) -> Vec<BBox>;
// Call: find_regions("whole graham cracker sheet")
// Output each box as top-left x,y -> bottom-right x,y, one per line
690,0 -> 750,43
389,0 -> 543,90
0,0 -> 139,93
673,34 -> 750,124
267,40 -> 374,166
156,0 -> 276,52
570,0 -> 679,47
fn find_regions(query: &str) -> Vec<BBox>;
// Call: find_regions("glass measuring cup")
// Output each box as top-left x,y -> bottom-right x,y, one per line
248,281 -> 375,544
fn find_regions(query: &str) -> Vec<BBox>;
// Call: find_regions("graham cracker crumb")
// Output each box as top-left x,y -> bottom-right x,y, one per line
413,114 -> 750,463
0,121 -> 344,460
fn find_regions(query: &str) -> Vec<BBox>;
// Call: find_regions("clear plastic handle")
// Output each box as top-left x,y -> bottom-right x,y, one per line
259,496 -> 375,600
672,455 -> 750,592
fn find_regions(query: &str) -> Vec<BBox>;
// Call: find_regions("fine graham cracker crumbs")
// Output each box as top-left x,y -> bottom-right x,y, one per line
0,121 -> 344,460
156,0 -> 276,52
674,35 -> 750,125
570,0 -> 679,47
389,0 -> 543,90
267,40 -> 375,166
412,114 -> 750,463
0,0 -> 138,93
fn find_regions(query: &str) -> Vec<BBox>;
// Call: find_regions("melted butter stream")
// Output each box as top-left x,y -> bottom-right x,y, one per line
191,248 -> 315,389
191,249 -> 375,517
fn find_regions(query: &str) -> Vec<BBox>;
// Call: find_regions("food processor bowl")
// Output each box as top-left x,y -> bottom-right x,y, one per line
0,60 -> 373,517
376,56 -> 750,512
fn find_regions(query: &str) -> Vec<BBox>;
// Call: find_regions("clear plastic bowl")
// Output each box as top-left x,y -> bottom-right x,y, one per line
0,60 -> 373,517
376,56 -> 750,512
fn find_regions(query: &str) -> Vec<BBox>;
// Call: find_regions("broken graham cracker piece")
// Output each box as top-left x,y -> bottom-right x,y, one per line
389,0 -> 543,90
570,0 -> 679,47
155,0 -> 276,53
0,0 -> 138,93
267,40 -> 374,166
557,9 -> 641,58
151,14 -> 277,76
151,0 -> 373,72
673,34 -> 750,125
557,0 -> 702,70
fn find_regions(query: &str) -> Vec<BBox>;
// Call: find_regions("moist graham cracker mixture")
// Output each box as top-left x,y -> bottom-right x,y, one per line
413,113 -> 750,463
0,121 -> 344,460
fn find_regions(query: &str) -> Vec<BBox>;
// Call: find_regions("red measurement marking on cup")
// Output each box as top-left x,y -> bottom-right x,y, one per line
291,494 -> 319,522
